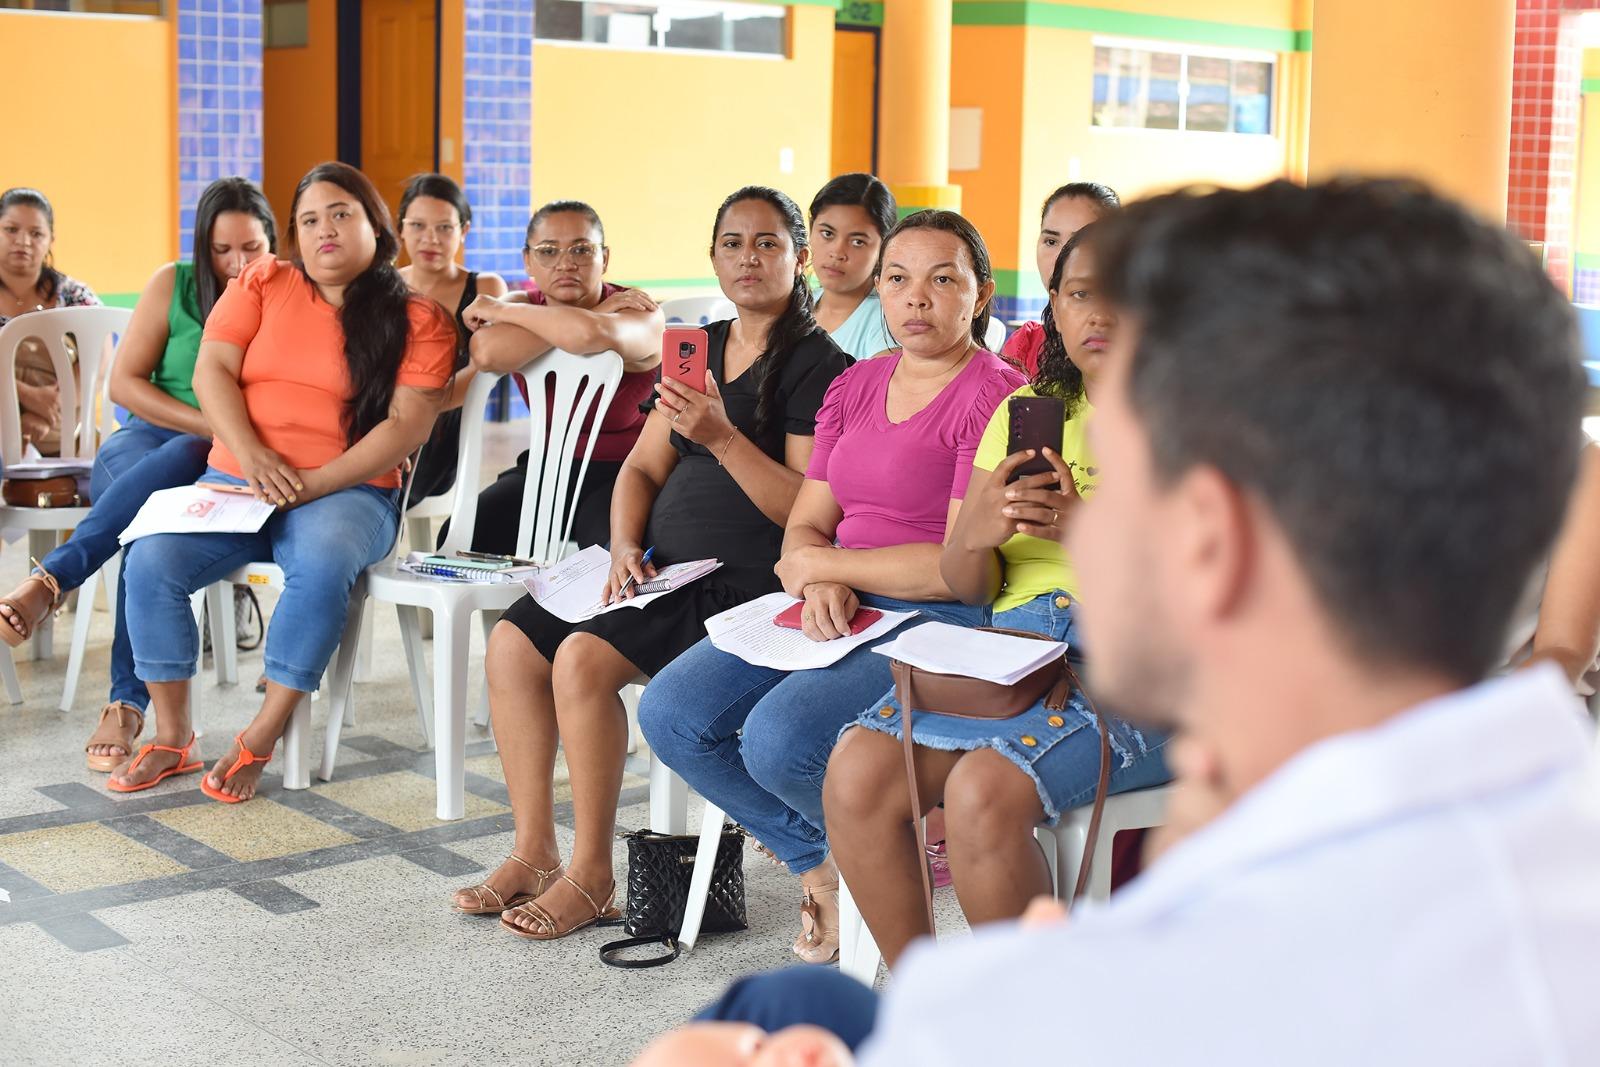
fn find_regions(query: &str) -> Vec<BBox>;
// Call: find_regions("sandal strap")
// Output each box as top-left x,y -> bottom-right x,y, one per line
506,854 -> 560,880
218,731 -> 273,784
126,733 -> 197,775
470,883 -> 504,910
508,900 -> 557,934
26,560 -> 61,609
86,702 -> 144,753
560,874 -> 613,921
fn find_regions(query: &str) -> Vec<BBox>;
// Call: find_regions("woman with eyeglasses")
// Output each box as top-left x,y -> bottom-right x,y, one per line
447,201 -> 664,551
395,173 -> 506,502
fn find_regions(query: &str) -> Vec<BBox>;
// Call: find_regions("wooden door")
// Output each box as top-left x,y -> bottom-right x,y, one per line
361,0 -> 436,221
832,27 -> 879,177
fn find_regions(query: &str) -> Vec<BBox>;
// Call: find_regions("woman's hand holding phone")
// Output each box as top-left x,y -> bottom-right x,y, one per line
653,374 -> 734,447
962,450 -> 1075,549
1003,448 -> 1081,543
800,582 -> 860,642
603,542 -> 659,604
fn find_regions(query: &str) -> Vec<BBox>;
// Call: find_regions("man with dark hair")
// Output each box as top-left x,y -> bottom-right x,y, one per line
634,179 -> 1600,1067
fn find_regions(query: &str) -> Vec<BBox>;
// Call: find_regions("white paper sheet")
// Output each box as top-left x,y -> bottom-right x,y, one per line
704,591 -> 918,671
872,621 -> 1066,685
525,544 -> 721,623
118,484 -> 277,545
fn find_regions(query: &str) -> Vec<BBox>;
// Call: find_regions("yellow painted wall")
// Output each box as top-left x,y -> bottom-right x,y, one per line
1577,49 -> 1600,266
0,12 -> 174,295
263,0 -> 339,233
531,6 -> 836,290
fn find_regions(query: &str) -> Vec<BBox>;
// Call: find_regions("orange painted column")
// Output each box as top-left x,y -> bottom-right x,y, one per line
879,0 -> 960,214
1307,0 -> 1515,222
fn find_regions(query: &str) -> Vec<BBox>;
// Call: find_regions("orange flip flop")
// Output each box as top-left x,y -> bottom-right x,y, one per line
199,732 -> 274,804
106,734 -> 203,794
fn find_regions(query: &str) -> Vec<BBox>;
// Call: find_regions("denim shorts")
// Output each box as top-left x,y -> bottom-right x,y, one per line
853,591 -> 1172,825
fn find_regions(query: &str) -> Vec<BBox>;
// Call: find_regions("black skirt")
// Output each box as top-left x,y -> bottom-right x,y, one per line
500,577 -> 761,678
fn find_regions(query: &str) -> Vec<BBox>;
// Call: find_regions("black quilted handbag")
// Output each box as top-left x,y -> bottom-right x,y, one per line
599,825 -> 748,968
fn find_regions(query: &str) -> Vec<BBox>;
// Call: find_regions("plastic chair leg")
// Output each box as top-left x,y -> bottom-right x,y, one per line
396,603 -> 434,749
206,583 -> 237,686
472,612 -> 497,728
317,592 -> 366,782
838,879 -> 881,984
187,590 -> 207,738
432,607 -> 472,821
0,646 -> 22,705
354,606 -> 375,684
280,692 -> 313,790
1034,826 -> 1060,896
649,754 -> 688,834
676,800 -> 728,954
28,530 -> 54,661
60,563 -> 99,711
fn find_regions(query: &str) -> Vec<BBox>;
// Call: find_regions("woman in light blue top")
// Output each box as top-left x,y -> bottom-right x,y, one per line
809,174 -> 897,360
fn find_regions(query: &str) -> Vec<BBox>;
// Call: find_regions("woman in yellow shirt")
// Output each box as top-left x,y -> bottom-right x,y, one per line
824,225 -> 1171,969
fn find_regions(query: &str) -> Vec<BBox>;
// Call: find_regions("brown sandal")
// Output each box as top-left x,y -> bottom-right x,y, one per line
0,560 -> 62,648
499,874 -> 619,941
85,702 -> 145,772
793,881 -> 841,965
451,854 -> 561,916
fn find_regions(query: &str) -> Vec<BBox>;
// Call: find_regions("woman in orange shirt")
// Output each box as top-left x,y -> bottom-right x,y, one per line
108,162 -> 456,801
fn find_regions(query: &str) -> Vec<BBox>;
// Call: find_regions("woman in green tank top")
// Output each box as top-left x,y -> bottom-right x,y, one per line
0,178 -> 277,773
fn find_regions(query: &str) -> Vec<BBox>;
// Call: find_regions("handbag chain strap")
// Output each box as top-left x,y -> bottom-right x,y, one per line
895,657 -> 1111,936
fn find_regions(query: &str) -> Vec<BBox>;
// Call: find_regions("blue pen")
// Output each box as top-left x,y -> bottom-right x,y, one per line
615,546 -> 655,601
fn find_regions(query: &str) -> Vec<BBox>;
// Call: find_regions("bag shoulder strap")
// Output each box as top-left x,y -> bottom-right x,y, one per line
599,934 -> 681,969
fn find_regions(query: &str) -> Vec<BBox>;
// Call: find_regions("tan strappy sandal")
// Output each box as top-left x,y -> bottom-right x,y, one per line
451,854 -> 561,916
0,560 -> 62,648
793,881 -> 841,965
85,702 -> 145,772
499,874 -> 620,941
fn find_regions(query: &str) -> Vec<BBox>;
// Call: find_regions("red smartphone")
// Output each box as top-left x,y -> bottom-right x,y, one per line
1005,395 -> 1066,483
661,326 -> 710,394
774,602 -> 883,635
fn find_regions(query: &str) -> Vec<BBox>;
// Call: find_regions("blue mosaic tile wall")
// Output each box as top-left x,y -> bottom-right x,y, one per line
993,294 -> 1047,326
1576,268 -> 1600,306
177,0 -> 265,256
462,0 -> 533,282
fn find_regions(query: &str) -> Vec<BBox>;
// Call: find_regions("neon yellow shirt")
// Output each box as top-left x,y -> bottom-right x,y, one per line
972,385 -> 1096,614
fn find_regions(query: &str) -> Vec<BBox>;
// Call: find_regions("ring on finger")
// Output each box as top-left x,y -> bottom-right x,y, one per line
672,412 -> 682,423
1051,509 -> 1059,525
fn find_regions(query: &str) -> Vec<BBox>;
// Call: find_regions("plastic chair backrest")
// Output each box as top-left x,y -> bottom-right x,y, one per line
435,349 -> 625,565
661,295 -> 737,326
0,306 -> 132,465
984,315 -> 1008,353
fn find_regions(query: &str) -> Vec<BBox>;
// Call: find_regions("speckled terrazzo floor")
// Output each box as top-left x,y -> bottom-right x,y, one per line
0,423 -> 968,1067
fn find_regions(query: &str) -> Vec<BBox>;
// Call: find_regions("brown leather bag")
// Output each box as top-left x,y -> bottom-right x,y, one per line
2,475 -> 82,508
890,627 -> 1110,933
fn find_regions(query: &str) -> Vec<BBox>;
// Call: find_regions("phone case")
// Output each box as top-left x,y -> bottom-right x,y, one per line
661,327 -> 710,393
774,602 -> 884,635
1006,395 -> 1066,482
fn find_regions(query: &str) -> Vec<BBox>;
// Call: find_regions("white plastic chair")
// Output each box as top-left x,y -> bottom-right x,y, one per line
0,306 -> 130,705
660,295 -> 736,326
320,349 -> 625,820
984,316 -> 1008,353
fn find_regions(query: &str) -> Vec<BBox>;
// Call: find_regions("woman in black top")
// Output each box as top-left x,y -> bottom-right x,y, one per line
450,187 -> 849,940
395,173 -> 506,501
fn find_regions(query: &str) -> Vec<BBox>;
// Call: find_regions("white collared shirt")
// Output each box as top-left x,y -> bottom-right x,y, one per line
861,666 -> 1600,1066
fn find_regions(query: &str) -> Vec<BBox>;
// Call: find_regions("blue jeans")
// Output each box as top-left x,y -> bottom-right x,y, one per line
122,468 -> 398,692
39,415 -> 212,711
695,968 -> 879,1052
638,595 -> 987,875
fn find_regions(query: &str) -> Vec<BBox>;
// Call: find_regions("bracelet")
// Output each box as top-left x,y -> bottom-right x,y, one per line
715,430 -> 738,466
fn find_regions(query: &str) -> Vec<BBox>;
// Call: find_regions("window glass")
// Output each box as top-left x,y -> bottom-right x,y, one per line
1093,41 -> 1275,136
535,0 -> 785,57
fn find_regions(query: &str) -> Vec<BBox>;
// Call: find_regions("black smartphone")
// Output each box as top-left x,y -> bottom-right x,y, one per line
1006,395 -> 1066,483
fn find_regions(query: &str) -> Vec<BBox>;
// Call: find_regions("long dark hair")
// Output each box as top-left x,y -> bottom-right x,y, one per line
0,188 -> 60,304
878,209 -> 994,347
710,186 -> 816,436
1035,224 -> 1105,415
399,172 -> 472,229
286,162 -> 443,446
1041,181 -> 1120,222
808,173 -> 897,241
192,177 -> 277,322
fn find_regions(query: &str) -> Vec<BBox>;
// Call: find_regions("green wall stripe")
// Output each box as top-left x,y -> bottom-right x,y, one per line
1583,78 -> 1600,94
836,1 -> 882,28
100,293 -> 140,309
619,277 -> 721,290
993,269 -> 1046,300
952,2 -> 1308,53
1576,253 -> 1600,273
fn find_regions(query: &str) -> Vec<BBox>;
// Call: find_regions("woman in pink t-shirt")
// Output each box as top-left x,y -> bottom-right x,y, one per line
1001,182 -> 1119,378
639,210 -> 1025,965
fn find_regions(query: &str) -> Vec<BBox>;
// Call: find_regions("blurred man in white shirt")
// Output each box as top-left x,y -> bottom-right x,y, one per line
634,179 -> 1600,1067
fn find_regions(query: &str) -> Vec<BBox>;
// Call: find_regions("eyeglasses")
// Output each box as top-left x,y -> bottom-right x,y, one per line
402,219 -> 460,240
526,242 -> 601,266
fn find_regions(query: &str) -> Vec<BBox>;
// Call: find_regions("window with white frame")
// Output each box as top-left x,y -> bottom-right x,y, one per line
534,0 -> 787,57
1092,41 -> 1275,135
